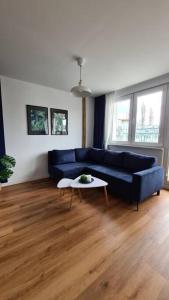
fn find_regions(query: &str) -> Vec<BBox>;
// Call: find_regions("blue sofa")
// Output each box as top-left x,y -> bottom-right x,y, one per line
48,148 -> 164,210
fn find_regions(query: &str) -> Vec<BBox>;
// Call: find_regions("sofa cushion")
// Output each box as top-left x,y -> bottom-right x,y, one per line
88,148 -> 105,164
104,151 -> 123,168
123,151 -> 157,172
86,165 -> 133,183
85,164 -> 133,200
75,148 -> 90,162
51,162 -> 92,179
51,149 -> 76,165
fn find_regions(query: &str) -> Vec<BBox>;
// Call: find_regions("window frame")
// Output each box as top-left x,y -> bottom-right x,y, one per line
132,85 -> 167,147
111,95 -> 133,145
110,85 -> 167,147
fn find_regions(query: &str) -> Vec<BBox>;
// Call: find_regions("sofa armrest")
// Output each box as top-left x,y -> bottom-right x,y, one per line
133,166 -> 164,202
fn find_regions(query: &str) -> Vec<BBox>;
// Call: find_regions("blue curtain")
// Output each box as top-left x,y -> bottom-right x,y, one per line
93,95 -> 105,149
0,81 -> 6,156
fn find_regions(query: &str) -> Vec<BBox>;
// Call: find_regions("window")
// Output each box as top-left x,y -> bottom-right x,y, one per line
110,85 -> 166,146
134,90 -> 163,144
112,99 -> 130,142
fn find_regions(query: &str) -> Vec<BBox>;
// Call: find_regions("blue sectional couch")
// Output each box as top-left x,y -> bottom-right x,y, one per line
48,148 -> 164,210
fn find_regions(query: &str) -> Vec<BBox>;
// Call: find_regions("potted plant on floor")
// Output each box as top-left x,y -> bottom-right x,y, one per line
0,155 -> 16,190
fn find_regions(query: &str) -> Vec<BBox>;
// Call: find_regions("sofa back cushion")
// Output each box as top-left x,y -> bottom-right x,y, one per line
51,149 -> 76,165
88,148 -> 105,164
123,151 -> 157,172
75,148 -> 90,162
104,151 -> 123,168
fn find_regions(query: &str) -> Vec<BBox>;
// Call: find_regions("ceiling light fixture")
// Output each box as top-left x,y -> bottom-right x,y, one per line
71,57 -> 92,97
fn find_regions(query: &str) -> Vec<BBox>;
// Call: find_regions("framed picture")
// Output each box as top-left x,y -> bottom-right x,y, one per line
26,105 -> 49,135
51,108 -> 68,135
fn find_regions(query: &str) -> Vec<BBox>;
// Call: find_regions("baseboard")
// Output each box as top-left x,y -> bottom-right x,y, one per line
2,177 -> 51,189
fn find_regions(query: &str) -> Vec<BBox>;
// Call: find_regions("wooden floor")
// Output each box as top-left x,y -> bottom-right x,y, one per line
0,180 -> 169,300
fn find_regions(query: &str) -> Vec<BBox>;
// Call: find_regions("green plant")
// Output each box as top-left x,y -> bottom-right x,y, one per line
79,174 -> 92,183
0,155 -> 16,182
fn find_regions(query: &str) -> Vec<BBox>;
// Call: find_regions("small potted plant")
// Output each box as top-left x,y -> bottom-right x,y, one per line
0,155 -> 16,190
79,174 -> 93,184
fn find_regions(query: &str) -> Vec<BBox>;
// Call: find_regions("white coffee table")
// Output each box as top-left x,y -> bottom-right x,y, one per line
71,176 -> 109,206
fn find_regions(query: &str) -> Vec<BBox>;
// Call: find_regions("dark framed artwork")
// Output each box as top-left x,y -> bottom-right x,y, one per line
51,108 -> 68,135
26,105 -> 49,135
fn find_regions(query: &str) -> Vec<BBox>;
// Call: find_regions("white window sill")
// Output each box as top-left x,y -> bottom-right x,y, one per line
108,143 -> 164,150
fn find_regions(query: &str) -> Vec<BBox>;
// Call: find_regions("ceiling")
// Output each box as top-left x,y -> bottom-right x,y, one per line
1,0 -> 169,96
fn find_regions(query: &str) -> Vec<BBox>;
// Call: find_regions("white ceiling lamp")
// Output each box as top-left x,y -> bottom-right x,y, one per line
71,57 -> 92,97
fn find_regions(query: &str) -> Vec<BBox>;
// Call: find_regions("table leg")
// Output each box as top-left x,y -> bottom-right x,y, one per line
59,188 -> 64,198
104,186 -> 109,207
78,188 -> 82,202
59,189 -> 62,199
69,188 -> 74,209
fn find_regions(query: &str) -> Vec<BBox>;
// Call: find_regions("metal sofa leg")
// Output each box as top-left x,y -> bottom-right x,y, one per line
157,190 -> 160,196
132,198 -> 139,211
136,200 -> 139,211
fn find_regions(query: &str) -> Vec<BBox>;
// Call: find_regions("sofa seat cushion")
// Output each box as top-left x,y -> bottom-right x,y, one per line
86,165 -> 133,183
51,149 -> 76,165
85,165 -> 133,201
123,151 -> 157,172
51,162 -> 92,179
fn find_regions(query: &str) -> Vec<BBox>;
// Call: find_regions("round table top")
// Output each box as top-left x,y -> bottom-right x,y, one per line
57,178 -> 73,188
71,176 -> 108,189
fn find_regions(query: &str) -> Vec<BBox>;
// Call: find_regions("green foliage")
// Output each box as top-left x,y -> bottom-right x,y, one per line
0,155 -> 16,182
80,174 -> 88,183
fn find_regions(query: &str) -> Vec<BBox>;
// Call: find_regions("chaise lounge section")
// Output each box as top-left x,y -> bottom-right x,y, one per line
48,148 -> 164,210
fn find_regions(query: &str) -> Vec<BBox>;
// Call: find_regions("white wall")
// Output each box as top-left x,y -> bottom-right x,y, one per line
114,73 -> 169,98
1,76 -> 94,185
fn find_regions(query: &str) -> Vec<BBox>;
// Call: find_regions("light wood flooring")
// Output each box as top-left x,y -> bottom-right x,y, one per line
0,179 -> 169,300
